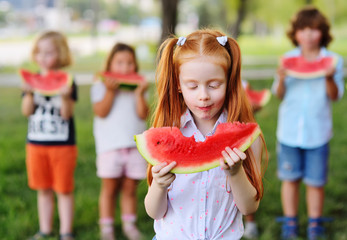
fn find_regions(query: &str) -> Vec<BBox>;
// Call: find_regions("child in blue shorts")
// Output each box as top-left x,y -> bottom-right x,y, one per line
272,6 -> 344,240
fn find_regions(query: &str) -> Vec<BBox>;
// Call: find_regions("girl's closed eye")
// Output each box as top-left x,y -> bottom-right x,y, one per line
186,82 -> 198,89
208,81 -> 222,89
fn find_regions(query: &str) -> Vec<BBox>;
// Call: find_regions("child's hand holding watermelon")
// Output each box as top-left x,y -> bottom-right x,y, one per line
220,147 -> 247,176
103,75 -> 120,91
151,162 -> 177,189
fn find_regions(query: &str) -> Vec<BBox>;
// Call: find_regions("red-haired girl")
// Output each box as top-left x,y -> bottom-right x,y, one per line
144,29 -> 267,240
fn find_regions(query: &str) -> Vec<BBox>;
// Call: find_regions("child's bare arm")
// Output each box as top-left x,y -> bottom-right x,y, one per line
60,85 -> 75,120
325,67 -> 339,101
93,78 -> 118,118
21,84 -> 35,117
145,162 -> 176,219
135,81 -> 149,120
220,137 -> 262,215
275,66 -> 286,100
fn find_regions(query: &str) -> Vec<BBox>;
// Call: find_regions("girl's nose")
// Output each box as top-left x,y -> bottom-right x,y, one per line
198,87 -> 210,101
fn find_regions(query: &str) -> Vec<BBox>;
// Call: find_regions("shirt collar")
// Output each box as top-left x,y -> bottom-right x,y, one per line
297,46 -> 327,58
180,109 -> 228,135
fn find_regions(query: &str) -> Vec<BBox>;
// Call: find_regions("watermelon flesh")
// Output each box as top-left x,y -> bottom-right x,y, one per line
98,72 -> 145,90
281,55 -> 338,79
245,87 -> 271,107
19,69 -> 72,96
135,122 -> 261,174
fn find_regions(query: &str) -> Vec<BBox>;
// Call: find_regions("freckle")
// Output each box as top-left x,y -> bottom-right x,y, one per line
171,198 -> 173,201
221,185 -> 225,188
192,181 -> 195,184
180,207 -> 183,210
181,189 -> 184,192
192,198 -> 194,201
202,182 -> 204,184
214,218 -> 216,221
216,200 -> 219,203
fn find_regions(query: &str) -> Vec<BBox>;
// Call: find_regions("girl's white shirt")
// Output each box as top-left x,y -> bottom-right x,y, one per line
154,109 -> 243,240
91,81 -> 147,154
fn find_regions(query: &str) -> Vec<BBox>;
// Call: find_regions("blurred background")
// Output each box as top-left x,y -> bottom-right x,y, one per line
1,1 -> 347,239
1,0 -> 347,83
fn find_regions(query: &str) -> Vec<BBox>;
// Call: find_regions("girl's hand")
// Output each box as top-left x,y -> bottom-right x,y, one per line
152,162 -> 176,189
325,66 -> 336,80
21,83 -> 34,95
277,66 -> 286,81
60,85 -> 73,100
220,147 -> 247,176
104,77 -> 119,91
135,81 -> 149,95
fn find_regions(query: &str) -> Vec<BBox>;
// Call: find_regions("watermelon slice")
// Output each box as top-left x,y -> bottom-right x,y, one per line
19,69 -> 72,96
245,87 -> 271,107
134,122 -> 261,174
98,72 -> 145,90
281,55 -> 338,79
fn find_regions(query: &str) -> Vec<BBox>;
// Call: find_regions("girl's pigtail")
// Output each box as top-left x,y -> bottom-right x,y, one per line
152,37 -> 182,128
148,37 -> 182,186
225,37 -> 265,200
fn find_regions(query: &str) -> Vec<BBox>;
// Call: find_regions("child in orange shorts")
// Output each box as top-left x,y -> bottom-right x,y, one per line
22,31 -> 77,240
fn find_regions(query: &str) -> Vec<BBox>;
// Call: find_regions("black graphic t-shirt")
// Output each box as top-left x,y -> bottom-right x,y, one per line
26,81 -> 77,145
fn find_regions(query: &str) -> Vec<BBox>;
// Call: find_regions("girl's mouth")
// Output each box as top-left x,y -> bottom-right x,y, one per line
198,105 -> 212,111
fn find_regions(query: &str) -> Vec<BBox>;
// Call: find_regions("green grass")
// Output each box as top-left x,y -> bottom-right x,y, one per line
1,80 -> 347,239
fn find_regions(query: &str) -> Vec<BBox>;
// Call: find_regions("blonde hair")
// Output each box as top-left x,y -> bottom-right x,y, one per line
148,29 -> 267,200
32,31 -> 72,68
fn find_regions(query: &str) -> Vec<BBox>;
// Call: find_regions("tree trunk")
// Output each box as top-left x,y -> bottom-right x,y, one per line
229,0 -> 247,39
160,0 -> 179,43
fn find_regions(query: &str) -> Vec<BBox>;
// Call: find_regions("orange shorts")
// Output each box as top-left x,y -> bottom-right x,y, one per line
26,144 -> 77,193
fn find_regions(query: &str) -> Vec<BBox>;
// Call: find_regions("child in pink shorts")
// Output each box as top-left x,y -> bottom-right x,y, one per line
91,43 -> 149,240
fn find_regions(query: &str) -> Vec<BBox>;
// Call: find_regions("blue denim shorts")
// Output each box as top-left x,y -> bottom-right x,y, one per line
277,142 -> 329,187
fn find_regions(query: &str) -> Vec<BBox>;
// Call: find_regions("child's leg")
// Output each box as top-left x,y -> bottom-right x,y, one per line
120,178 -> 138,215
99,178 -> 122,219
38,189 -> 55,234
120,177 -> 141,240
99,178 -> 121,239
57,192 -> 74,235
281,180 -> 300,217
244,214 -> 259,239
306,186 -> 324,218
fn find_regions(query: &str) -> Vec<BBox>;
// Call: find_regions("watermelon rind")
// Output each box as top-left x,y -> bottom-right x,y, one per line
19,69 -> 73,96
134,123 -> 261,174
259,89 -> 271,106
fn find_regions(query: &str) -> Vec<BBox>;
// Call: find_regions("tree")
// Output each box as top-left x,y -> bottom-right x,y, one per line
160,0 -> 179,43
229,0 -> 247,39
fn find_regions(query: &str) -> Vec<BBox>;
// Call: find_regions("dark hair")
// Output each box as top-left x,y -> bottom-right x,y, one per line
103,43 -> 138,72
287,6 -> 333,47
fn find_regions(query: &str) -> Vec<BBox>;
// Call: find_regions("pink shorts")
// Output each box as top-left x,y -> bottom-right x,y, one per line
96,147 -> 147,179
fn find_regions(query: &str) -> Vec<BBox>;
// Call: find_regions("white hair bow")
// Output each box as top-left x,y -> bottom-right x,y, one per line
216,36 -> 228,46
177,36 -> 187,46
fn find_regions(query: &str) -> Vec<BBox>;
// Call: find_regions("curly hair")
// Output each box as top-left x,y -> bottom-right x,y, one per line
287,6 -> 333,47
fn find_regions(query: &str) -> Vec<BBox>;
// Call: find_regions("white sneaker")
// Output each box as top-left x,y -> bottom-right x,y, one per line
243,221 -> 259,239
